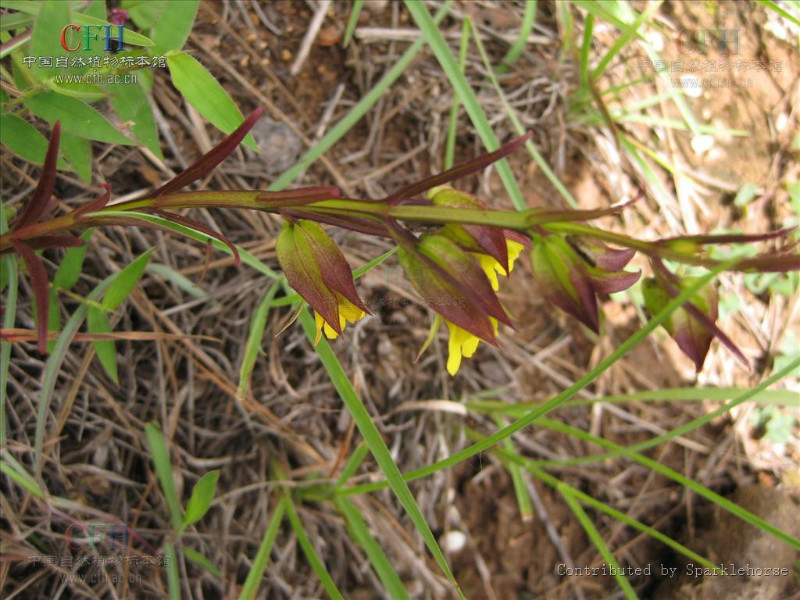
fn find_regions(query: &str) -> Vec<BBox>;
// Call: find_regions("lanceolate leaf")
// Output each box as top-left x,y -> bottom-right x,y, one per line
59,132 -> 93,183
0,112 -> 69,170
110,81 -> 163,159
149,0 -> 198,54
102,248 -> 153,311
24,92 -> 133,145
148,209 -> 239,265
152,106 -> 263,197
87,305 -> 118,383
11,121 -> 60,230
386,132 -> 533,203
166,51 -> 258,151
11,240 -> 49,354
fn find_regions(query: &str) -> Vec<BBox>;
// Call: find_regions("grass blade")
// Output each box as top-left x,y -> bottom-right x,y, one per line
406,1 -> 526,210
284,491 -> 345,600
498,0 -> 537,71
144,423 -> 184,530
342,0 -> 364,47
341,259 -> 738,496
238,496 -> 286,600
560,489 -> 637,599
338,497 -> 411,599
237,281 -> 280,398
298,308 -> 463,597
268,2 -> 452,191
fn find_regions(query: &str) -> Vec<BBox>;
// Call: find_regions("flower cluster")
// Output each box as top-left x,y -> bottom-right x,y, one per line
3,109 -> 797,375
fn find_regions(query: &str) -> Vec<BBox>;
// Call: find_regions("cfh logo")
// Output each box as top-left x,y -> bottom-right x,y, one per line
59,24 -> 125,52
677,29 -> 740,55
65,522 -> 130,550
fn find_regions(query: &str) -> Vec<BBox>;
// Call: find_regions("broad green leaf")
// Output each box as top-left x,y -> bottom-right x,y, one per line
72,12 -> 155,47
0,1 -> 40,14
110,80 -> 163,158
144,423 -> 183,530
0,111 -> 70,169
0,12 -> 34,33
87,305 -> 118,383
122,0 -> 165,31
59,131 -> 93,182
78,0 -> 106,20
149,0 -> 198,53
166,51 -> 257,151
24,91 -> 134,145
182,470 -> 219,528
102,248 -> 153,310
48,81 -> 109,102
28,0 -> 69,81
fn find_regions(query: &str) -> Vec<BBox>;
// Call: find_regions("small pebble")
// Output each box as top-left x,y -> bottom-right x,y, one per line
440,531 -> 467,553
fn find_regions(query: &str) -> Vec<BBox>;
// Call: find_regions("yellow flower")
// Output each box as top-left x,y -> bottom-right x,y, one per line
445,318 -> 498,375
314,293 -> 366,345
444,239 -> 524,374
472,239 -> 525,291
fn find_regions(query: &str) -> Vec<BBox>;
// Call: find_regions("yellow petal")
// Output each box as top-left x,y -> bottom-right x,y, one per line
314,311 -> 325,345
445,320 -> 485,375
474,253 -> 502,291
507,240 -> 525,272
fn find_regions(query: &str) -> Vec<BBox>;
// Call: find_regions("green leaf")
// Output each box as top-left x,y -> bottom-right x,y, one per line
59,131 -> 93,182
48,230 -> 91,352
87,305 -> 118,383
298,309 -> 464,598
342,0 -> 364,47
123,0 -> 166,30
24,91 -> 134,145
28,0 -> 69,81
338,497 -> 411,599
110,80 -> 163,158
78,0 -> 106,20
1,208 -> 17,446
102,248 -> 153,310
182,470 -> 219,529
0,11 -> 35,33
48,81 -> 109,102
167,51 -> 257,151
405,1 -> 526,210
0,111 -> 69,169
149,0 -> 198,53
184,547 -> 222,578
238,498 -> 286,600
72,12 -> 155,47
237,283 -> 280,398
284,492 -> 345,600
52,230 -> 91,294
144,423 -> 184,530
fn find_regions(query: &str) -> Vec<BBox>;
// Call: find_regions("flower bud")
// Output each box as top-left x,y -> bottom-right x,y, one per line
276,220 -> 367,342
